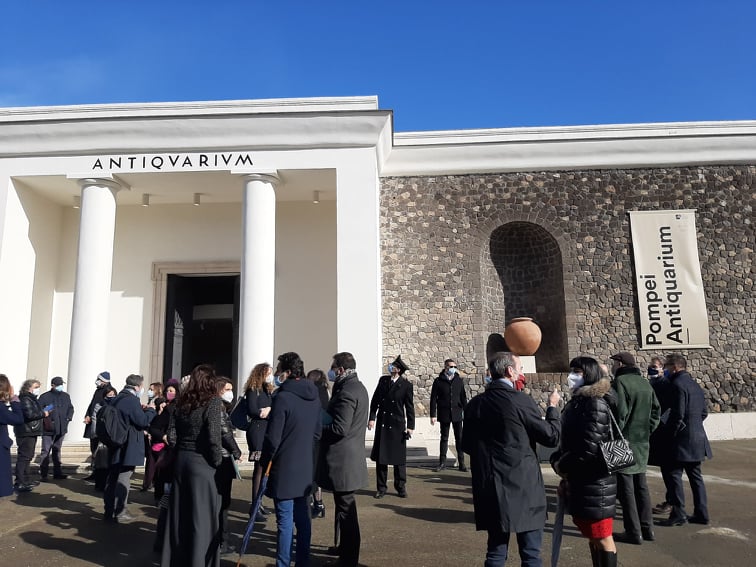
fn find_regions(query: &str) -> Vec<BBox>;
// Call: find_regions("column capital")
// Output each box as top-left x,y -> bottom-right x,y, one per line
234,170 -> 280,187
75,177 -> 123,192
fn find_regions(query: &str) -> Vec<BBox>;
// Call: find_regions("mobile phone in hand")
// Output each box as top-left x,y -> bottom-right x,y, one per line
44,404 -> 54,412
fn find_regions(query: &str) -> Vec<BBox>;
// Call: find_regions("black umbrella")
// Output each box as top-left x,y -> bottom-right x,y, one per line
237,460 -> 273,567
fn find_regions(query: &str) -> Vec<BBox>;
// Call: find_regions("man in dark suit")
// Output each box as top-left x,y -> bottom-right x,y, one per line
317,352 -> 369,567
369,355 -> 415,498
462,352 -> 561,567
38,376 -> 75,480
103,374 -> 155,522
659,353 -> 712,526
430,358 -> 468,471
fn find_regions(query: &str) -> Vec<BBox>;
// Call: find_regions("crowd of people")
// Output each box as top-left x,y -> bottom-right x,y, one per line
0,348 -> 713,567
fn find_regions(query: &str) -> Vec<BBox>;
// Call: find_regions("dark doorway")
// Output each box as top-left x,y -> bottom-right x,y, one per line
163,274 -> 239,380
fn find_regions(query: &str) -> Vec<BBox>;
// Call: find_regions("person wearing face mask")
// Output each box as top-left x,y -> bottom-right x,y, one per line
609,352 -> 661,545
550,357 -> 619,567
462,352 -> 561,567
242,362 -> 274,521
647,356 -> 675,515
655,353 -> 712,527
141,381 -> 165,492
317,352 -> 369,567
430,358 -> 468,472
37,376 -> 74,481
0,375 -> 24,498
215,377 -> 243,555
83,371 -> 112,479
13,379 -> 47,492
259,352 -> 321,567
103,374 -> 156,523
368,355 -> 415,499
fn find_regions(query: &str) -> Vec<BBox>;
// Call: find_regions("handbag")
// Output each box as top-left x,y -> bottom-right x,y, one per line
229,393 -> 250,431
42,415 -> 54,433
600,410 -> 636,473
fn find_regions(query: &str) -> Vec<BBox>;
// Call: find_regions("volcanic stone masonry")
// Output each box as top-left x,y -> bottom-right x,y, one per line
379,166 -> 754,414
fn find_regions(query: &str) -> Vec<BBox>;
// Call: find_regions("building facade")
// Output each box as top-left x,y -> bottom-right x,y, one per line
0,97 -> 753,441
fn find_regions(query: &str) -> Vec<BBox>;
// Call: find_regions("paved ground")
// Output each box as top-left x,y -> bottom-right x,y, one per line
0,440 -> 754,566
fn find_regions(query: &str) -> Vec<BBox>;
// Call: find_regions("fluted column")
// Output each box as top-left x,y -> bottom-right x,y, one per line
238,172 -> 279,386
67,178 -> 121,440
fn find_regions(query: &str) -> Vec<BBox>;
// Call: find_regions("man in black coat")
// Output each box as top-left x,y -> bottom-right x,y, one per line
462,352 -> 561,567
38,376 -> 75,480
83,371 -> 112,479
369,355 -> 415,498
659,353 -> 712,526
317,352 -> 369,567
430,358 -> 468,471
260,352 -> 322,566
103,374 -> 155,522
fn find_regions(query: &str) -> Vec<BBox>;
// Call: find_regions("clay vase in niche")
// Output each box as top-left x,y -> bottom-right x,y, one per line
503,317 -> 542,356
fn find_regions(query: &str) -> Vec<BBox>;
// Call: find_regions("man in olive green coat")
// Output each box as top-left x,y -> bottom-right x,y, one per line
611,352 -> 661,544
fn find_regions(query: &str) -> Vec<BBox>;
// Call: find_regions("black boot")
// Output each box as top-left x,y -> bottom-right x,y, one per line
589,545 -> 600,567
311,498 -> 325,519
599,550 -> 617,567
435,441 -> 448,471
457,453 -> 467,472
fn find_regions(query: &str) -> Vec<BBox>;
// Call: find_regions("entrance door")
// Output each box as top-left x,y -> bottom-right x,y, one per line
163,274 -> 240,379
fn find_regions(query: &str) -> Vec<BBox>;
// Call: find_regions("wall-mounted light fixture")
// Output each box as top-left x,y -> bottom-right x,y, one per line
141,193 -> 150,207
193,193 -> 201,206
313,191 -> 320,204
73,195 -> 81,209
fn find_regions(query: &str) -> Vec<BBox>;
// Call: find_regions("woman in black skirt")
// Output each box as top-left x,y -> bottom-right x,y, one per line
243,362 -> 273,518
162,365 -> 223,567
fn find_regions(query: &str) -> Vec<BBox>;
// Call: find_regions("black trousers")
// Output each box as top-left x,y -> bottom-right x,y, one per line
663,460 -> 709,520
376,463 -> 406,493
439,420 -> 464,466
333,491 -> 360,567
15,436 -> 38,485
617,472 -> 653,536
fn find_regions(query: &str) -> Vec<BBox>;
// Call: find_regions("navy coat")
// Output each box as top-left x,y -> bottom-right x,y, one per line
1,400 -> 24,497
369,375 -> 415,465
260,377 -> 321,500
663,371 -> 712,462
38,389 -> 74,436
245,387 -> 273,454
317,372 -> 369,493
462,380 -> 560,533
109,390 -> 156,467
430,372 -> 467,423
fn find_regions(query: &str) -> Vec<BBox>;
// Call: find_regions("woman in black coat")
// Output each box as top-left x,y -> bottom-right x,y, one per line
307,369 -> 330,518
13,379 -> 46,491
216,377 -> 242,555
243,362 -> 273,516
0,375 -> 24,498
162,365 -> 224,567
551,357 -> 618,567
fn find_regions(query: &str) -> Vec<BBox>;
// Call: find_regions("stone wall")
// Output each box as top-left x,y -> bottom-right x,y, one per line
380,166 -> 755,414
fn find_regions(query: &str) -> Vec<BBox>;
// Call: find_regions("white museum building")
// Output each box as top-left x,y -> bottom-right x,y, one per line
1,96 -> 754,441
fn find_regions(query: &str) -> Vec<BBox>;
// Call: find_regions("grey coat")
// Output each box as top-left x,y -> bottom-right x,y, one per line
317,372 -> 369,493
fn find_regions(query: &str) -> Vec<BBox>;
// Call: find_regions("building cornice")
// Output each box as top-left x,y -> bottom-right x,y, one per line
384,120 -> 756,175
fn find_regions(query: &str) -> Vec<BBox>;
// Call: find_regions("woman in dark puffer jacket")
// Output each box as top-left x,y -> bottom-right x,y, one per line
551,356 -> 618,567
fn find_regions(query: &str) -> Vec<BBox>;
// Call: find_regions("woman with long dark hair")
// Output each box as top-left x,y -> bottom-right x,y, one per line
215,376 -> 242,555
551,356 -> 618,567
162,365 -> 224,567
243,362 -> 273,518
0,375 -> 23,497
307,368 -> 330,518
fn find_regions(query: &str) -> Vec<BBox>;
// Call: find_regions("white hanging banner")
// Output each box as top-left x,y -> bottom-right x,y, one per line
629,210 -> 710,349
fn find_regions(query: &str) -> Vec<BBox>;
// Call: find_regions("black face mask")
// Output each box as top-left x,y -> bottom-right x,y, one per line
647,367 -> 659,377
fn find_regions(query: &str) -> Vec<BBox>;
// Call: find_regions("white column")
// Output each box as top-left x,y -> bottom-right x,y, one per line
67,178 -> 120,441
238,172 -> 279,386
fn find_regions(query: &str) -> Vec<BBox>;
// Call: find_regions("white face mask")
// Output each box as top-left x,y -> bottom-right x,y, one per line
567,372 -> 584,389
32,387 -> 41,396
221,390 -> 234,403
265,373 -> 274,384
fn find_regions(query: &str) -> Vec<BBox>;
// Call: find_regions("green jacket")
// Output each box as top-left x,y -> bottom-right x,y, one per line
612,367 -> 661,473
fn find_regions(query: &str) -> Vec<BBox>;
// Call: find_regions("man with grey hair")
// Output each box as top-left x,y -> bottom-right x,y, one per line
462,352 -> 561,566
103,374 -> 155,523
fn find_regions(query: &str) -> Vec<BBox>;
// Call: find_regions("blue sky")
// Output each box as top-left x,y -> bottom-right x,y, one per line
1,1 -> 754,131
